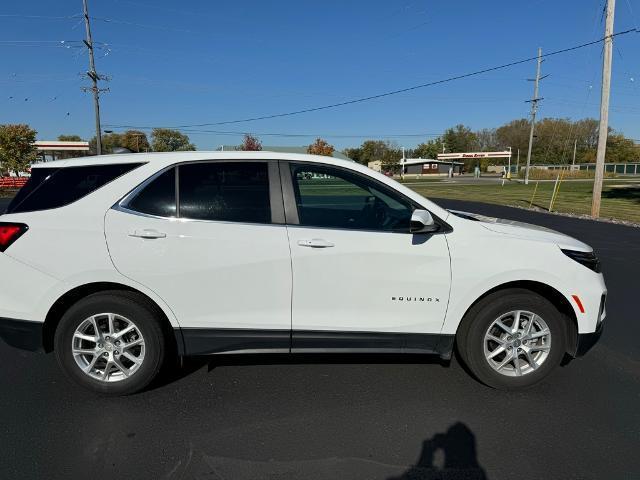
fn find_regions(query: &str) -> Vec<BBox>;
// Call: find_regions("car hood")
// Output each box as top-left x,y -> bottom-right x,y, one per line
448,210 -> 592,251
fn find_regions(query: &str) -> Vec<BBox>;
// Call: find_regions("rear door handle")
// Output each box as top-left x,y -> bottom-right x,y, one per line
129,229 -> 167,239
298,238 -> 334,248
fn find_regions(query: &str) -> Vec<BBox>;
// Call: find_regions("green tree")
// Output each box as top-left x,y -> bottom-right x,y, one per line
606,133 -> 640,162
121,130 -> 150,153
0,124 -> 38,175
307,138 -> 335,157
151,128 -> 195,152
342,147 -> 363,164
412,137 -> 444,159
58,134 -> 82,142
342,140 -> 401,169
89,133 -> 123,155
361,140 -> 393,163
443,124 -> 478,153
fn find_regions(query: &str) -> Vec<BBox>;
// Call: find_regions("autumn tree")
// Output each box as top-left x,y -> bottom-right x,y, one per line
475,128 -> 500,151
151,128 -> 195,151
237,134 -> 262,151
307,138 -> 335,157
495,119 -> 530,157
0,124 -> 38,175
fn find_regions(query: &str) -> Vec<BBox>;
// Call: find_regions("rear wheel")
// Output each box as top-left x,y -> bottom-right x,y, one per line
457,289 -> 567,389
54,291 -> 166,395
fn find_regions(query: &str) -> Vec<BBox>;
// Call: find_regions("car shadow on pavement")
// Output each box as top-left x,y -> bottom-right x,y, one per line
150,353 -> 453,391
389,422 -> 488,480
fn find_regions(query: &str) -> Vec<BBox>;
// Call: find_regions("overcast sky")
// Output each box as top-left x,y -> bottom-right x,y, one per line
1,0 -> 638,150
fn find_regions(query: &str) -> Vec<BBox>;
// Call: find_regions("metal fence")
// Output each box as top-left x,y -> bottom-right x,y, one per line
531,163 -> 640,175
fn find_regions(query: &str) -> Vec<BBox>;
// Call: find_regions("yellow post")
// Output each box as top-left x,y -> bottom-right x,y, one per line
550,168 -> 567,212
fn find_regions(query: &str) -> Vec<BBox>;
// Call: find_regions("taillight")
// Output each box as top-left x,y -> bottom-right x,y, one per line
0,223 -> 28,252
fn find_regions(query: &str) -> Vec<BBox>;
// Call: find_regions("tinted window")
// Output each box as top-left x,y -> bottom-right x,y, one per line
126,168 -> 176,217
6,163 -> 142,214
178,162 -> 271,223
291,164 -> 414,231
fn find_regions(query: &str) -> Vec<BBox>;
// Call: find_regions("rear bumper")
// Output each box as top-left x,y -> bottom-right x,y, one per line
575,322 -> 603,357
0,318 -> 43,352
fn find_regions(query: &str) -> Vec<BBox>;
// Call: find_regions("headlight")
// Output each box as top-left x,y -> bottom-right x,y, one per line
561,249 -> 601,273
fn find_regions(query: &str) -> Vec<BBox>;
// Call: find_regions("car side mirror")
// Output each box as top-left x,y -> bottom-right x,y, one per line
410,209 -> 439,233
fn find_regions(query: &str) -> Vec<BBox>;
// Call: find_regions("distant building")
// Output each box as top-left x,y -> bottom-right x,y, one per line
217,145 -> 352,161
367,160 -> 382,172
402,158 -> 464,175
34,140 -> 90,162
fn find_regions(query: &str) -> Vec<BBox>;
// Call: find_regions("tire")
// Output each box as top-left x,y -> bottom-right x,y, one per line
456,288 -> 567,390
54,291 -> 166,396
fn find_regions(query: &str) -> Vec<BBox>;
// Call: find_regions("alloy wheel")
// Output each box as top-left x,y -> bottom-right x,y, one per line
71,313 -> 146,382
483,310 -> 551,377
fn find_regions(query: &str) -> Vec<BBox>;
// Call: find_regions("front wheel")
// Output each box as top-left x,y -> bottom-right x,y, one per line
457,289 -> 567,389
54,291 -> 166,395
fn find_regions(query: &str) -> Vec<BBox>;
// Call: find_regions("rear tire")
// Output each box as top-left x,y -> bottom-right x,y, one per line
456,289 -> 567,390
54,291 -> 166,396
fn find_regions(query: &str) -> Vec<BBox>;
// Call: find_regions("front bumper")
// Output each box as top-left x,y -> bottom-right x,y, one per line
575,322 -> 604,357
0,317 -> 43,352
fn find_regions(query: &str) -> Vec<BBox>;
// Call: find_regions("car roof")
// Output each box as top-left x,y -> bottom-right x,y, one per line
31,151 -> 354,169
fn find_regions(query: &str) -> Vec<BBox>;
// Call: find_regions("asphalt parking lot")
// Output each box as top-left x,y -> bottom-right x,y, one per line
1,196 -> 639,480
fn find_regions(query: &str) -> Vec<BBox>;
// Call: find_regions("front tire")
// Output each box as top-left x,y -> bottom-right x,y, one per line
54,291 -> 166,396
457,289 -> 567,389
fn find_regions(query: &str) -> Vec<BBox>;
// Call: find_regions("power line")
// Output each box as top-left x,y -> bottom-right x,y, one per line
89,16 -> 195,34
0,14 -> 80,20
103,126 -> 445,139
114,28 -> 637,129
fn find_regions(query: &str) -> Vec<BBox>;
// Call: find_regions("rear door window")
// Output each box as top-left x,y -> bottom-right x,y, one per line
6,163 -> 142,214
178,162 -> 271,223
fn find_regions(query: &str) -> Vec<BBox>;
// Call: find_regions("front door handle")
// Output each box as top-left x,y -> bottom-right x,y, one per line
298,238 -> 335,248
129,229 -> 167,239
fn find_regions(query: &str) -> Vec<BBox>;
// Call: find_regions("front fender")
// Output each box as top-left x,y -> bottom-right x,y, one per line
440,268 -> 576,335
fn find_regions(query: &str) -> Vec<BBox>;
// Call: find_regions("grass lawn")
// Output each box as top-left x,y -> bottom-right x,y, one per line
405,179 -> 640,224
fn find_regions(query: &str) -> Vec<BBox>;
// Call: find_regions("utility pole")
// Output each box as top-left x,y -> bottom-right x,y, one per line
524,48 -> 546,185
572,139 -> 578,166
592,0 -> 616,218
82,0 -> 106,155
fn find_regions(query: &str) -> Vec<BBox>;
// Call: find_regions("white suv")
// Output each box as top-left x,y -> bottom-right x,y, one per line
0,152 -> 606,395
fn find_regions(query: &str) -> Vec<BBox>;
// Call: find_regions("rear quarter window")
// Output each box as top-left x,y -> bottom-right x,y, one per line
6,163 -> 143,214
